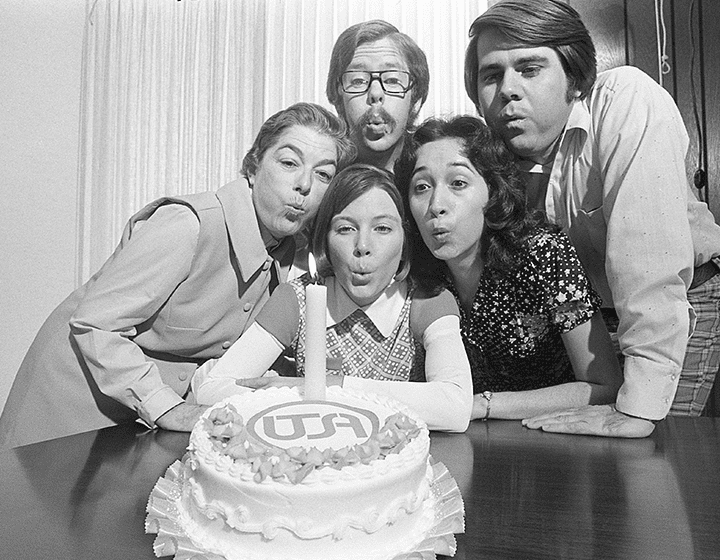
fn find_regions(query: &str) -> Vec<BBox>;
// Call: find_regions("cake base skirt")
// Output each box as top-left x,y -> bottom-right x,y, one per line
146,457 -> 465,560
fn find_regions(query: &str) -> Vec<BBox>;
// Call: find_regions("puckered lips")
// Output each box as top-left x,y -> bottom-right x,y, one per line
284,202 -> 307,221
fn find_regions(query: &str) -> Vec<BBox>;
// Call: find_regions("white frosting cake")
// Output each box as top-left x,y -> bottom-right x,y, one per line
147,386 -> 464,560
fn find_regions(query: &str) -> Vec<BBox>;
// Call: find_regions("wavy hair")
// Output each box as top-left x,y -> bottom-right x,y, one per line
241,102 -> 356,178
394,115 -> 551,294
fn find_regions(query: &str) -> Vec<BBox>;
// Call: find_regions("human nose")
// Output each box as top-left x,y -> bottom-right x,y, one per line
354,229 -> 372,257
428,186 -> 449,218
367,75 -> 385,105
498,70 -> 521,102
294,167 -> 312,195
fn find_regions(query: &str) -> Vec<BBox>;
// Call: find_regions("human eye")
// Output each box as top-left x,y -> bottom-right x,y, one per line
479,70 -> 500,85
411,180 -> 431,194
519,64 -> 542,78
450,177 -> 469,189
275,150 -> 300,169
315,168 -> 335,183
343,72 -> 369,91
382,71 -> 406,86
333,221 -> 356,235
374,223 -> 394,234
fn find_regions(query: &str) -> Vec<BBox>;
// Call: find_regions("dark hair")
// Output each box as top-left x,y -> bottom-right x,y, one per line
241,102 -> 356,178
394,115 -> 550,294
464,0 -> 596,109
326,20 -> 430,123
311,163 -> 411,283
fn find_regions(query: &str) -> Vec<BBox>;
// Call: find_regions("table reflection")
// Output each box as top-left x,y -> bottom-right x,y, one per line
442,421 -> 696,560
2,418 -> 718,560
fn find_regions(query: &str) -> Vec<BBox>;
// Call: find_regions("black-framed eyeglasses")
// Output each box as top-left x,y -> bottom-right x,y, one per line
340,70 -> 413,95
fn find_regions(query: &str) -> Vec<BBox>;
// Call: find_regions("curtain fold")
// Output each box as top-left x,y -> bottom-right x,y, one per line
77,0 -> 487,283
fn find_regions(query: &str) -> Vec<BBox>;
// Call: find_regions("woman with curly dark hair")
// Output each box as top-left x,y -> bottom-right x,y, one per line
395,115 -> 621,422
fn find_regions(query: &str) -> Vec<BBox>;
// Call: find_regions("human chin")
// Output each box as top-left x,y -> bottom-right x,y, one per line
267,212 -> 305,239
339,269 -> 389,307
503,132 -> 543,160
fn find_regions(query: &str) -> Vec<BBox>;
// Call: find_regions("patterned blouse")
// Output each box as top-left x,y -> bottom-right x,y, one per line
450,230 -> 602,393
254,275 -> 466,383
289,275 -> 426,382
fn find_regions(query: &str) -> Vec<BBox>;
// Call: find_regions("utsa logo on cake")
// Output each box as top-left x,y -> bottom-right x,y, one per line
247,400 -> 380,450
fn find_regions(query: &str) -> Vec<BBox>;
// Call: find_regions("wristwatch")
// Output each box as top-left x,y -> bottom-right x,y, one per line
480,391 -> 493,421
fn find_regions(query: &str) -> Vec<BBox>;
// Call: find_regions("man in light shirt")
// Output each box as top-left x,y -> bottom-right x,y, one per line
464,0 -> 720,436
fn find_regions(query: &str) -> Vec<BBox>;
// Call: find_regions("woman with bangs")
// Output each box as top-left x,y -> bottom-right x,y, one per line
192,163 -> 473,433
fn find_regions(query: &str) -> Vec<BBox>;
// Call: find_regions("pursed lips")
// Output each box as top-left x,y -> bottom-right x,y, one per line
284,203 -> 306,219
430,223 -> 451,237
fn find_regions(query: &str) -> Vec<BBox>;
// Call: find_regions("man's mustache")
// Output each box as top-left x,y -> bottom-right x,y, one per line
354,108 -> 397,132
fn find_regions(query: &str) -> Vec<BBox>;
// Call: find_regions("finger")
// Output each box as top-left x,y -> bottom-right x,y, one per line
534,421 -> 599,436
522,411 -> 582,426
236,377 -> 269,388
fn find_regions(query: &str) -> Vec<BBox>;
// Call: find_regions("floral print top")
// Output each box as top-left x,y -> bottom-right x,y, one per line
449,230 -> 602,393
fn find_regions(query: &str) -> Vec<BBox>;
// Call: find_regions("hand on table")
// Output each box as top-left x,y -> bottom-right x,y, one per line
236,374 -> 343,390
522,404 -> 656,438
155,402 -> 209,432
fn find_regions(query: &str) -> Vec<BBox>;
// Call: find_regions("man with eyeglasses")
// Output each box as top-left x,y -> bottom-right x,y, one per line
326,20 -> 429,171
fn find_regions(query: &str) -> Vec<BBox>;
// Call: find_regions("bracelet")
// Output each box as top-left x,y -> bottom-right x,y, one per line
613,405 -> 661,424
480,391 -> 492,421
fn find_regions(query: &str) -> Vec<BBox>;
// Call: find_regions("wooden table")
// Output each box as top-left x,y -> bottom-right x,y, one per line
2,418 -> 719,559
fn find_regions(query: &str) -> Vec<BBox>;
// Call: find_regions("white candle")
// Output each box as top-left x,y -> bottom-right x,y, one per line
304,253 -> 327,400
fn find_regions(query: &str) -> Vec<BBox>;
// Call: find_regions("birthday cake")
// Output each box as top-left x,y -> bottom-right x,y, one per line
146,386 -> 464,560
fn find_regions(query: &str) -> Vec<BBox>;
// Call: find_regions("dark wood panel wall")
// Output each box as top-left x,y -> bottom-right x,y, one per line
572,0 -> 720,221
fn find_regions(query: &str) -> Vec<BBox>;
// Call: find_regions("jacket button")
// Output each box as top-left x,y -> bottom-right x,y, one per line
222,340 -> 232,349
262,259 -> 272,271
243,303 -> 252,312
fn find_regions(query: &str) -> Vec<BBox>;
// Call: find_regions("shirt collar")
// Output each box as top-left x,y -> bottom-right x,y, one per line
566,98 -> 591,139
324,276 -> 407,338
518,99 -> 590,176
216,179 -> 294,281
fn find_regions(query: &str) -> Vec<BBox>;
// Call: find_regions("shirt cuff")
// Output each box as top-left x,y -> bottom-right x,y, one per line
615,355 -> 681,421
137,386 -> 185,428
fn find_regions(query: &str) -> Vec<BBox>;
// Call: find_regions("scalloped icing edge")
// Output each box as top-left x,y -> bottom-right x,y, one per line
146,460 -> 464,560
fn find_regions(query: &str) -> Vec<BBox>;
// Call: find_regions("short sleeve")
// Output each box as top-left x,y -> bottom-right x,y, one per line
409,287 -> 460,340
529,232 -> 602,334
254,282 -> 301,346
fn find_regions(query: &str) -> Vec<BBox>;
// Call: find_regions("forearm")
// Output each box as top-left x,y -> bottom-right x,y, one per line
595,69 -> 694,418
474,380 -> 614,421
344,373 -> 471,432
346,314 -> 473,433
70,203 -> 200,424
192,323 -> 285,405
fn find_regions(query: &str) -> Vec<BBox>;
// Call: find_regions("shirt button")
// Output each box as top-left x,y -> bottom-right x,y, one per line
222,340 -> 232,349
178,373 -> 188,381
243,303 -> 252,312
663,397 -> 670,404
670,374 -> 677,381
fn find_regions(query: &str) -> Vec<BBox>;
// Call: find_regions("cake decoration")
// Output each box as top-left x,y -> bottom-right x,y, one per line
146,386 -> 464,560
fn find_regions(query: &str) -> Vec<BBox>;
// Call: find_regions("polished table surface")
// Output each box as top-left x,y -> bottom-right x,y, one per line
2,417 -> 719,560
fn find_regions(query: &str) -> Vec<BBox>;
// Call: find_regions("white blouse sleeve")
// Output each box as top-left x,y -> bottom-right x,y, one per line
191,322 -> 285,405
343,314 -> 473,432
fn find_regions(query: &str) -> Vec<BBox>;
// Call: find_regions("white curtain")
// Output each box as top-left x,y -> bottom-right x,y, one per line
77,0 -> 488,283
